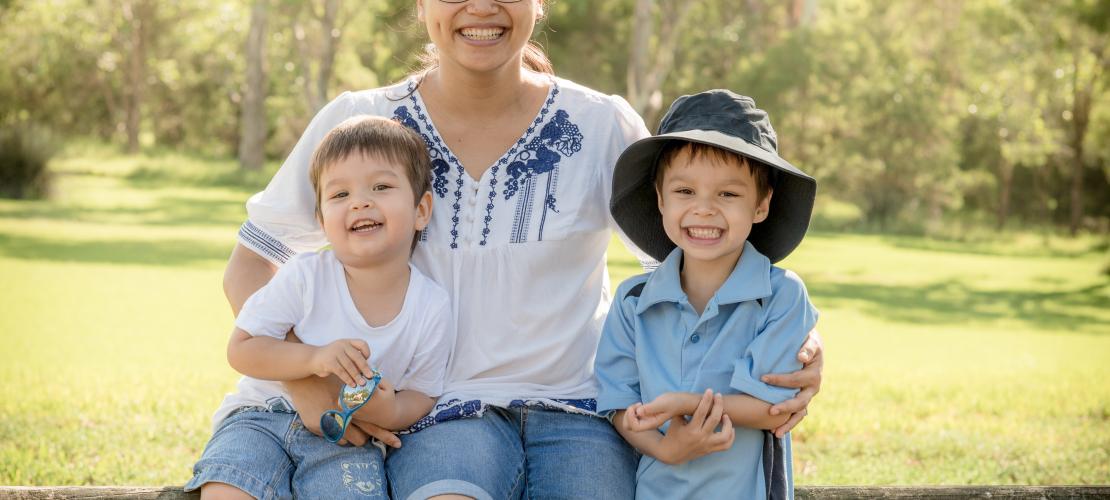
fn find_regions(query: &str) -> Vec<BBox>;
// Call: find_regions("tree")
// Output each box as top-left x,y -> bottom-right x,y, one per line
626,0 -> 695,124
240,0 -> 269,171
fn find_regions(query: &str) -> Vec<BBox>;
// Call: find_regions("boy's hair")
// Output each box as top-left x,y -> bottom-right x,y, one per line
309,116 -> 432,222
654,141 -> 775,202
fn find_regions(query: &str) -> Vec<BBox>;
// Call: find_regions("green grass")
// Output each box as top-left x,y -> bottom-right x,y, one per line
2,148 -> 1108,485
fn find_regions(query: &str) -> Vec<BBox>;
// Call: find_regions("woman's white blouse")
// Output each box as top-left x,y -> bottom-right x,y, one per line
239,76 -> 651,421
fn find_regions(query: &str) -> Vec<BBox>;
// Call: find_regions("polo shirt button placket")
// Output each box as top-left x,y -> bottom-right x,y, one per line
690,333 -> 701,344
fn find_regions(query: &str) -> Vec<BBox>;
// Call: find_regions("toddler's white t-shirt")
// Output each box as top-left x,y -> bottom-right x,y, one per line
210,250 -> 454,430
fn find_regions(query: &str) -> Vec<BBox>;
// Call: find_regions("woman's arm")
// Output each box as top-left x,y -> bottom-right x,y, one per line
223,243 -> 277,316
352,379 -> 436,431
762,328 -> 824,437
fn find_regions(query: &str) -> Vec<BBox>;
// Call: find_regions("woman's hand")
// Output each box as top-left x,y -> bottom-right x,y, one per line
657,391 -> 734,465
761,328 -> 824,438
280,375 -> 366,446
350,417 -> 402,449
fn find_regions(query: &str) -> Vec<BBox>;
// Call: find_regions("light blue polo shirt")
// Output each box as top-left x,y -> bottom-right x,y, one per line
595,241 -> 818,500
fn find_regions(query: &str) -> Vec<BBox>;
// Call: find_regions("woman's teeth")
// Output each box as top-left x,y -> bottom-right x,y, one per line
460,28 -> 504,41
687,228 -> 722,239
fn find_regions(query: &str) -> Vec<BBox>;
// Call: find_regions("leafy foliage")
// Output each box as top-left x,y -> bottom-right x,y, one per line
0,0 -> 1106,232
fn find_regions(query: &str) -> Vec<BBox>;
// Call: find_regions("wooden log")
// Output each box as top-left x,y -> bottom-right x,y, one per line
1,485 -> 1108,499
796,486 -> 1110,499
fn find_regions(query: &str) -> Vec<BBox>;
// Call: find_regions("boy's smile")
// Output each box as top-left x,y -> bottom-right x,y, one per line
319,153 -> 432,268
657,147 -> 771,271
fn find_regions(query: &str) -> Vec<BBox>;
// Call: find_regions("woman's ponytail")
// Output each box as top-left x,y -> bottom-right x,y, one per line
521,41 -> 553,74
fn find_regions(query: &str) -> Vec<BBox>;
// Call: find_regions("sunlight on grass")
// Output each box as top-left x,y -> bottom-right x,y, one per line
1,151 -> 1108,485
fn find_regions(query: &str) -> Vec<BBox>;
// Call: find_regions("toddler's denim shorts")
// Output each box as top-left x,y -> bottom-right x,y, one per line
184,406 -> 386,500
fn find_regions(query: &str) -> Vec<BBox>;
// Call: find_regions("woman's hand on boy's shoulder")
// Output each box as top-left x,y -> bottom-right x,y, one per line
761,328 -> 824,438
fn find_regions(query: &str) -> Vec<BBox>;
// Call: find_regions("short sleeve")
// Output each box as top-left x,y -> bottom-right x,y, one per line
239,92 -> 361,265
599,94 -> 657,270
234,255 -> 310,339
395,291 -> 455,397
594,277 -> 648,416
729,270 -> 819,404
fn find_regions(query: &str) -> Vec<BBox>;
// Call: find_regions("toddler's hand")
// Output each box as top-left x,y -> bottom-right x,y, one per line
311,339 -> 373,387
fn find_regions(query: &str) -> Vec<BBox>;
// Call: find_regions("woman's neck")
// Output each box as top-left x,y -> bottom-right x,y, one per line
422,62 -> 541,119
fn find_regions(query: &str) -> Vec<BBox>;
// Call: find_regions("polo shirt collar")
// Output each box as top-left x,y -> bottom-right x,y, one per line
716,241 -> 773,305
634,241 -> 772,315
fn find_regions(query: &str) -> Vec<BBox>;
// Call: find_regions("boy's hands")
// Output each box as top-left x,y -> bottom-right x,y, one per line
625,391 -> 698,432
311,339 -> 374,387
657,390 -> 734,465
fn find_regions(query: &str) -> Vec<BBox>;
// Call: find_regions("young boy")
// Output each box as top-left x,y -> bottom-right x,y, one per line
597,90 -> 819,499
185,116 -> 455,500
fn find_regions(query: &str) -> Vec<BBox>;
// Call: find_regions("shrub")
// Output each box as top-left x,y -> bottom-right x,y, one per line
0,124 -> 56,199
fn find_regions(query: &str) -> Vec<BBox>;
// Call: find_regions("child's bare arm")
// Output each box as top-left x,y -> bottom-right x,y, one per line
635,390 -> 790,431
612,409 -> 671,463
227,328 -> 375,386
351,379 -> 435,431
616,392 -> 736,465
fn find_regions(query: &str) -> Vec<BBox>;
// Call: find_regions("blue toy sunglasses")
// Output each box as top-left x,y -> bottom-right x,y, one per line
320,369 -> 382,443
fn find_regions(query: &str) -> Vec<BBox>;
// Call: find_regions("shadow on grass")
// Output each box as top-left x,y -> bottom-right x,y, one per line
877,233 -> 1105,259
0,193 -> 248,229
0,232 -> 230,267
809,279 -> 1110,334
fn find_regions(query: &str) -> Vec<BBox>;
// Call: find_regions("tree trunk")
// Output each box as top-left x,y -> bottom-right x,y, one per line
996,160 -> 1013,230
239,0 -> 269,171
625,0 -> 695,124
294,0 -> 342,114
626,0 -> 653,118
123,0 -> 150,154
1068,45 -> 1091,236
316,0 -> 340,113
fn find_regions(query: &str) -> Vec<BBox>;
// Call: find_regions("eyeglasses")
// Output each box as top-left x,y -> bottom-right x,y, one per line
320,369 -> 382,443
439,0 -> 523,3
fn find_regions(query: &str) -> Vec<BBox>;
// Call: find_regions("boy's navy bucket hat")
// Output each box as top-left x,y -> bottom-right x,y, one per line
611,89 -> 817,264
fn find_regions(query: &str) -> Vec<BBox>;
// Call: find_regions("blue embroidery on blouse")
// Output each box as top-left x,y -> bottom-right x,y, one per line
503,108 -> 581,243
474,82 -> 561,245
392,106 -> 450,199
398,88 -> 467,249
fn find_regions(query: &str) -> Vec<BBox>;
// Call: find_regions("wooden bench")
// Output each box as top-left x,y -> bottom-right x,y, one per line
2,486 -> 1108,499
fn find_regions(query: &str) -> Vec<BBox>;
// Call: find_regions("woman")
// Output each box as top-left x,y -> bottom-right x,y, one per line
222,1 -> 823,498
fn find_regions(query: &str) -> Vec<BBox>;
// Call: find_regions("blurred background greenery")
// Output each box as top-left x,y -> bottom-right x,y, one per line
0,0 -> 1108,487
2,0 -> 1109,234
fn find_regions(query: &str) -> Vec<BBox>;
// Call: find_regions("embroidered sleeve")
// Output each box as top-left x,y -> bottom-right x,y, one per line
729,269 -> 819,404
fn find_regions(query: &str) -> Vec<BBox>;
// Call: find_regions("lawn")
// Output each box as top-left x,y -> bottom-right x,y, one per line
1,148 -> 1108,486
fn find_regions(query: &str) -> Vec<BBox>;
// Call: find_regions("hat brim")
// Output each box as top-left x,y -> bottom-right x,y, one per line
611,130 -> 817,264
